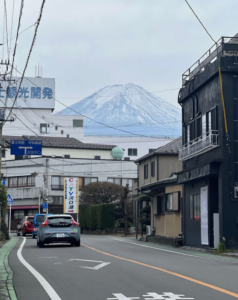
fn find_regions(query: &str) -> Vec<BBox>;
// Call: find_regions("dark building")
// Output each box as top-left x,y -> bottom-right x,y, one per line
177,35 -> 238,249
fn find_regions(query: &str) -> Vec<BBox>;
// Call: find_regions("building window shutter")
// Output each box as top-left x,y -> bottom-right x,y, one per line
211,106 -> 218,132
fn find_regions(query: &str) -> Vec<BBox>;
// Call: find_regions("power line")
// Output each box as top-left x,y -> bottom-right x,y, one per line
4,0 -> 46,124
184,0 -> 216,44
9,0 -> 24,79
9,0 -> 15,56
4,0 -> 10,60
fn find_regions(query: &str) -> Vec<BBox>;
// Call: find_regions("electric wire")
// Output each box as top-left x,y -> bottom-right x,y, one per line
4,0 -> 10,61
5,0 -> 46,124
9,0 -> 15,56
184,0 -> 216,44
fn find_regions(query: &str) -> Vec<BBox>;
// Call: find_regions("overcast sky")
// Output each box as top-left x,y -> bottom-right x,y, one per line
1,0 -> 237,111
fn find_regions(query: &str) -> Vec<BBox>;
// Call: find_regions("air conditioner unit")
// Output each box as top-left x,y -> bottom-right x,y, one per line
124,157 -> 130,161
95,156 -> 101,160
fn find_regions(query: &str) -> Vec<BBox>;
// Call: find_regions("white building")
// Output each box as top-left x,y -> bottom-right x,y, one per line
2,135 -> 137,229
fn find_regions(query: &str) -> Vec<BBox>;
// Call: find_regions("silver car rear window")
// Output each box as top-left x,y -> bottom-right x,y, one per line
48,217 -> 72,224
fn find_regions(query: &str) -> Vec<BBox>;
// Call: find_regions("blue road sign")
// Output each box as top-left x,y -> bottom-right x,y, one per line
7,194 -> 13,205
1,179 -> 5,186
10,140 -> 42,156
42,202 -> 48,209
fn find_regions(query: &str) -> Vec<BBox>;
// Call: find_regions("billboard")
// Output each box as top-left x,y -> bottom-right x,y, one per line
64,178 -> 79,214
0,77 -> 55,109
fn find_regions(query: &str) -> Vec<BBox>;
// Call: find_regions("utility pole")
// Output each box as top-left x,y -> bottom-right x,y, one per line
0,58 -> 15,234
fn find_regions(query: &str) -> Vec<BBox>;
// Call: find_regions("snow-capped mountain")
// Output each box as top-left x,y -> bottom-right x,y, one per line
57,83 -> 181,138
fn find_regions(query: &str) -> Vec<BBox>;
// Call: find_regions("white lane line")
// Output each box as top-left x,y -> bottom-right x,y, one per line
17,238 -> 62,300
110,238 -> 214,260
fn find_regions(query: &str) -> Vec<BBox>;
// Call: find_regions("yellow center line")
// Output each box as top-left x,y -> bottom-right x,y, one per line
82,243 -> 238,298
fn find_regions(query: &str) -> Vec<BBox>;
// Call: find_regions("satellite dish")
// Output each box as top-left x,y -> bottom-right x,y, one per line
45,196 -> 53,204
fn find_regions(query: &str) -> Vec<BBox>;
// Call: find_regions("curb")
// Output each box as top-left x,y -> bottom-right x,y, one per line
0,237 -> 19,300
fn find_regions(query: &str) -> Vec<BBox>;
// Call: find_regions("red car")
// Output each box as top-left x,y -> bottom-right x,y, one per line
17,216 -> 34,236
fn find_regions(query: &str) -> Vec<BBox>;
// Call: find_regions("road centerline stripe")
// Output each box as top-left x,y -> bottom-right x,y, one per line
17,238 -> 62,300
82,243 -> 238,299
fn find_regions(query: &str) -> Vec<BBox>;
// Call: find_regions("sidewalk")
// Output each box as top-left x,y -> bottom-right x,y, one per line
116,236 -> 238,261
0,237 -> 19,300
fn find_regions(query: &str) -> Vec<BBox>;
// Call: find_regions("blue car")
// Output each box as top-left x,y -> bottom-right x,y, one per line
32,213 -> 52,239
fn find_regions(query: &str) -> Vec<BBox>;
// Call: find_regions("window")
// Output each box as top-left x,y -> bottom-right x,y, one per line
27,210 -> 38,216
187,124 -> 190,144
190,194 -> 200,220
84,177 -> 98,186
61,130 -> 64,134
207,111 -> 211,133
2,149 -> 5,158
202,114 -> 206,137
64,155 -> 70,158
108,178 -> 121,185
40,123 -> 49,134
128,148 -> 137,156
18,177 -> 27,187
27,176 -> 35,186
166,194 -> 173,210
14,210 -> 24,220
144,164 -> 148,179
51,176 -> 64,190
122,178 -> 132,191
157,196 -> 165,214
9,177 -> 17,187
151,161 -> 155,177
73,120 -> 83,127
149,149 -> 155,153
55,125 -> 58,130
165,192 -> 180,212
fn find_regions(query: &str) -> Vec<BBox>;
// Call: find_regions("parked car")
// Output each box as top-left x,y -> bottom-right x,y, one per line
32,213 -> 52,239
17,216 -> 34,236
37,214 -> 80,247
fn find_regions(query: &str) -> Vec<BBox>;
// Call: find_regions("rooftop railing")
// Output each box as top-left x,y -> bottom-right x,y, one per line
182,36 -> 238,85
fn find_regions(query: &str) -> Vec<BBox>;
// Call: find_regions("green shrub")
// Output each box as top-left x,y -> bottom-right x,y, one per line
79,206 -> 88,229
97,204 -> 115,230
214,242 -> 230,254
86,205 -> 98,230
140,205 -> 151,215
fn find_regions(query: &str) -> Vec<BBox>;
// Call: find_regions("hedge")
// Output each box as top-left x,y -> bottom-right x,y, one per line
97,204 -> 115,230
79,204 -> 114,230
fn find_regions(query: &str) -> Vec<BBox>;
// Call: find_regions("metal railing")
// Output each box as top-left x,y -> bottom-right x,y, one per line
179,131 -> 219,161
182,36 -> 238,85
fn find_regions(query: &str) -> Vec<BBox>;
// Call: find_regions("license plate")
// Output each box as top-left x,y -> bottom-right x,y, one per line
56,233 -> 65,238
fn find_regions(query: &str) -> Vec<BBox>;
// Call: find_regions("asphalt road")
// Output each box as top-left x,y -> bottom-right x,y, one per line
8,235 -> 238,300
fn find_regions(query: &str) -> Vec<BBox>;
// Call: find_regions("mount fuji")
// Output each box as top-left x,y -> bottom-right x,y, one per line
56,83 -> 181,138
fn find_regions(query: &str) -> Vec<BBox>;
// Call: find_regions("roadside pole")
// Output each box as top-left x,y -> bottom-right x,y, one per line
9,204 -> 11,236
38,193 -> 41,213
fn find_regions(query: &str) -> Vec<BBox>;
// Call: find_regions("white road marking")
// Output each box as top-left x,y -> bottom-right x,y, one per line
17,238 -> 62,300
111,238 -> 213,260
54,258 -> 111,270
38,257 -> 58,259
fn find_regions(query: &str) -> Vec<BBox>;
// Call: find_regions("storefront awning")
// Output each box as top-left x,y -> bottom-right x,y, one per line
7,205 -> 38,210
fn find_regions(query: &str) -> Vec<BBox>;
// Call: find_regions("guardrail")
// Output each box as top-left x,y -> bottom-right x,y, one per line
182,36 -> 238,85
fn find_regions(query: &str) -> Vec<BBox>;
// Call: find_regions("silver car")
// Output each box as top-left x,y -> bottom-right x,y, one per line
37,214 -> 80,248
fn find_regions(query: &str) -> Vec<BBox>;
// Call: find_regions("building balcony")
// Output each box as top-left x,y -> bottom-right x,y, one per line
179,131 -> 219,161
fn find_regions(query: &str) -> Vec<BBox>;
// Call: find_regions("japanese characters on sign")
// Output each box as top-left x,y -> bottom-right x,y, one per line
64,178 -> 79,214
1,77 -> 55,109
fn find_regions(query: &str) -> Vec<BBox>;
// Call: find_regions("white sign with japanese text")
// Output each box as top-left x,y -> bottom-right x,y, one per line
201,186 -> 209,245
0,77 -> 55,109
64,178 -> 79,214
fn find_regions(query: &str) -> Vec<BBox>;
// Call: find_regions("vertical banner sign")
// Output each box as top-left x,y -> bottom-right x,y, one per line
201,186 -> 209,245
64,178 -> 79,214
